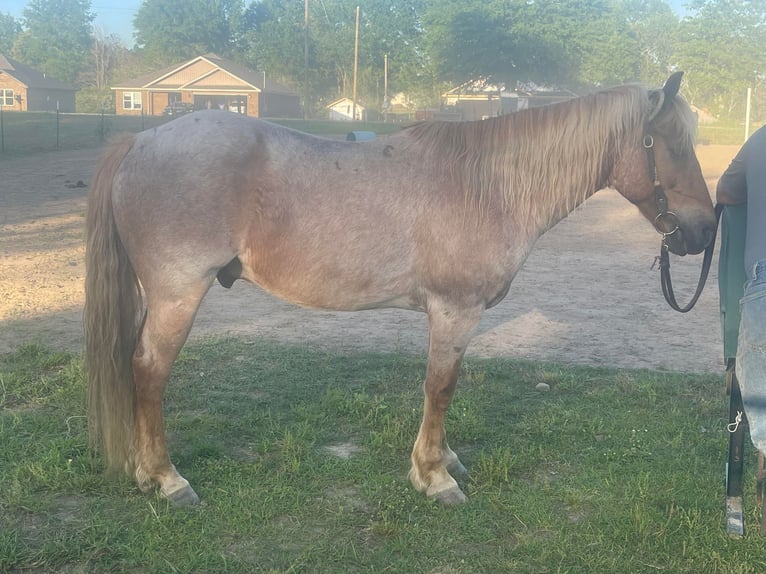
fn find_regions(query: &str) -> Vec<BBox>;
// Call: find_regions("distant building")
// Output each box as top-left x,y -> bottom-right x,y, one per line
443,79 -> 576,121
327,97 -> 366,121
383,92 -> 415,122
0,54 -> 76,112
112,54 -> 302,118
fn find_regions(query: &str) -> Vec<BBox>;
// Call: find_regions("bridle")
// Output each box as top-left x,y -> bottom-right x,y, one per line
643,130 -> 720,313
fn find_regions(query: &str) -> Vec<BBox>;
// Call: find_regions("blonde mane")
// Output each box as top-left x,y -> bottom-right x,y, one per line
404,83 -> 697,225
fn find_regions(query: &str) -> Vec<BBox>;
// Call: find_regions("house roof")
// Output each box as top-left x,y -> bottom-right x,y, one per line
443,77 -> 577,99
327,97 -> 365,110
0,54 -> 75,91
113,54 -> 298,96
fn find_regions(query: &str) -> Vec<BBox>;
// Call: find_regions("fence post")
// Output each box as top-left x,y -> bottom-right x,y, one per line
745,87 -> 752,142
0,104 -> 4,153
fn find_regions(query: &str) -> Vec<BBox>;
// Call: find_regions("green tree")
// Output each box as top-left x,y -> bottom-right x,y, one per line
12,0 -> 94,85
421,0 -> 642,90
674,0 -> 766,119
243,0 -> 429,114
134,0 -> 245,64
241,0 -> 306,87
622,0 -> 679,85
0,12 -> 22,54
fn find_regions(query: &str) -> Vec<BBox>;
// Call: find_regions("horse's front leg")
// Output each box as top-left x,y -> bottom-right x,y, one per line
409,301 -> 483,504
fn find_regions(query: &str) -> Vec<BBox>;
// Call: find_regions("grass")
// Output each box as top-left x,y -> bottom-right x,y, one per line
698,121 -> 765,146
0,111 -> 403,157
2,340 -> 766,572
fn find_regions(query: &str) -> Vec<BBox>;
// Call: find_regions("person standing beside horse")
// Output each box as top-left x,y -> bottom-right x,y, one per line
717,124 -> 766,459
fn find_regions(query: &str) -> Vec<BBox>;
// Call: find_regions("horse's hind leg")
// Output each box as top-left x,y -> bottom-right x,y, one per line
131,283 -> 209,506
409,301 -> 483,504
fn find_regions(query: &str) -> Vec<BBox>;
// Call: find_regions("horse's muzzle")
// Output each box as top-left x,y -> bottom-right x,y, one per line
666,221 -> 716,256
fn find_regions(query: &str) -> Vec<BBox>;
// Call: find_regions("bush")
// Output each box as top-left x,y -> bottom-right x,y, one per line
75,87 -> 115,114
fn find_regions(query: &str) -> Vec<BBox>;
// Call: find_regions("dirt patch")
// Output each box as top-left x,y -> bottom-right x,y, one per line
0,144 -> 741,373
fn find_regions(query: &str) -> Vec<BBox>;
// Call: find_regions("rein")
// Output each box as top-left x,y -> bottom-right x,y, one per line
643,133 -> 721,313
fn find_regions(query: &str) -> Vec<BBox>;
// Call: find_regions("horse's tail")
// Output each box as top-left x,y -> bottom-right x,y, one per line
84,134 -> 142,476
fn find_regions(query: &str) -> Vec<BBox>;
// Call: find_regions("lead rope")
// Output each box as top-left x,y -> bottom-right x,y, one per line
657,204 -> 721,313
643,133 -> 721,313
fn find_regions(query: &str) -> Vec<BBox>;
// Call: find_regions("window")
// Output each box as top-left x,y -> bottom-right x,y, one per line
122,91 -> 142,110
1,89 -> 13,106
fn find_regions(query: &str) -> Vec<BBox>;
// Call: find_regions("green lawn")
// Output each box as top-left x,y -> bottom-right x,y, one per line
2,340 -> 765,573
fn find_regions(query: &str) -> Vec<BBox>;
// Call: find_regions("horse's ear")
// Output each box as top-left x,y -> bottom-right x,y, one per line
648,71 -> 684,122
647,90 -> 665,122
663,71 -> 684,100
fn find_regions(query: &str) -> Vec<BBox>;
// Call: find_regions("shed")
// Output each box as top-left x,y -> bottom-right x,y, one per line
327,97 -> 366,121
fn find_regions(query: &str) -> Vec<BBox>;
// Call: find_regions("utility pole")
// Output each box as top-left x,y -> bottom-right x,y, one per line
304,0 -> 309,119
745,87 -> 752,142
383,53 -> 388,122
352,6 -> 359,122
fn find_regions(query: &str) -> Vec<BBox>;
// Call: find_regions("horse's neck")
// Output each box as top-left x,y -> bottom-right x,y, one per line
509,151 -> 611,237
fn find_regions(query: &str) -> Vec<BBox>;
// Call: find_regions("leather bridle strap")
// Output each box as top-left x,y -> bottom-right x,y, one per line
657,210 -> 719,313
644,132 -> 720,313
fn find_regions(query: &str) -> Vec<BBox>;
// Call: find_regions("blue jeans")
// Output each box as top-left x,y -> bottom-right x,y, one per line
737,259 -> 766,452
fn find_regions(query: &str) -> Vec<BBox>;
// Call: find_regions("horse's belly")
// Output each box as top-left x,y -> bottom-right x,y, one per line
238,246 -> 422,312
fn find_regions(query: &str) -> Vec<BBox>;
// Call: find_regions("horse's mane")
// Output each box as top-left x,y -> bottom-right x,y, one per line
403,83 -> 698,224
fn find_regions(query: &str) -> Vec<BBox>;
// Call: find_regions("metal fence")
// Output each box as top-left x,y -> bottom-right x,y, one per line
1,108 -> 763,157
0,110 -> 172,156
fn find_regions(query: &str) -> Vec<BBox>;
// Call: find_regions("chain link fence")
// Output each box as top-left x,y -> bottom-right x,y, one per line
1,108 -> 763,157
0,110 -> 172,156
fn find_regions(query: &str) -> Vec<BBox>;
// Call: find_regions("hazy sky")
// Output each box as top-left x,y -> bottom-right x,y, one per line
4,1 -> 141,43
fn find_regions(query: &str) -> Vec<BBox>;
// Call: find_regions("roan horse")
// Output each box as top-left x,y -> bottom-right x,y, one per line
85,72 -> 716,506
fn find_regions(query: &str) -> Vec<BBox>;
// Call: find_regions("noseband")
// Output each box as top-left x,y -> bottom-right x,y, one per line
644,134 -> 681,241
643,130 -> 719,313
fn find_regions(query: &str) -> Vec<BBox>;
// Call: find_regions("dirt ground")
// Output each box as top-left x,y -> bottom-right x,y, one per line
0,144 -> 740,374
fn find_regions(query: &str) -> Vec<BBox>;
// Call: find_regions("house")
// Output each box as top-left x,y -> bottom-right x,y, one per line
443,79 -> 576,121
327,97 -> 366,121
383,92 -> 415,122
0,54 -> 76,112
112,54 -> 302,118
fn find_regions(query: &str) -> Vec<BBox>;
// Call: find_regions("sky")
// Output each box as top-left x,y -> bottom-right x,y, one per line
3,1 -> 143,44
3,0 -> 690,47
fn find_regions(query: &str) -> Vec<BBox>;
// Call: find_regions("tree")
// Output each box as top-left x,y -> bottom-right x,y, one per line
421,0 -> 642,90
134,0 -> 245,64
622,0 -> 680,85
89,27 -> 122,90
0,12 -> 22,54
12,0 -> 94,85
243,0 -> 430,114
674,0 -> 766,118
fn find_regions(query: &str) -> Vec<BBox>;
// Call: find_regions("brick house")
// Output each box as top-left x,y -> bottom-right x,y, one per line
0,54 -> 76,112
112,54 -> 302,118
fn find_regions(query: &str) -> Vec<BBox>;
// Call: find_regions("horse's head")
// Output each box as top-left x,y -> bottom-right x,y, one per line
610,72 -> 717,255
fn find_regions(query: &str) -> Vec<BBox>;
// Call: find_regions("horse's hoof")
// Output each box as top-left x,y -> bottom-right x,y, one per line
165,484 -> 200,507
427,485 -> 467,505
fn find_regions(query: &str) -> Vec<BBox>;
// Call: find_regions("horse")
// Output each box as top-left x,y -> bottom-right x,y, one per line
84,72 -> 717,506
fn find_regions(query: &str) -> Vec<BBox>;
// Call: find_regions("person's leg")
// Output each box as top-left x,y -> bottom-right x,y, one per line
737,260 -> 766,452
